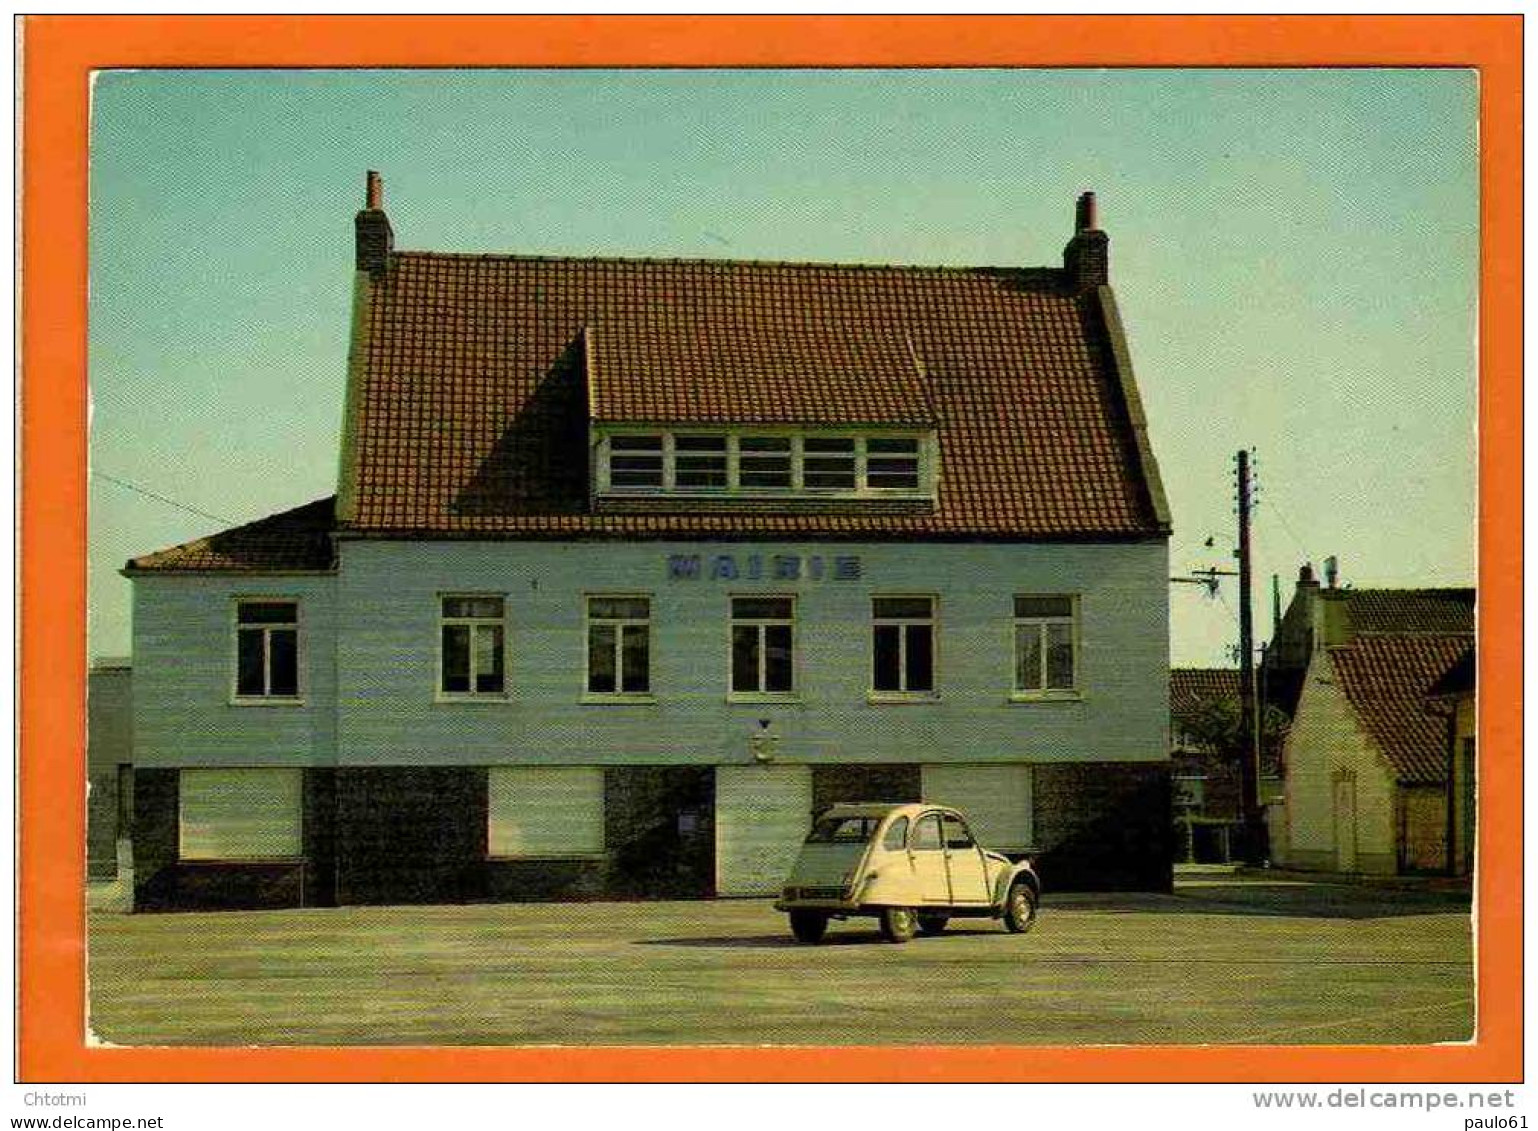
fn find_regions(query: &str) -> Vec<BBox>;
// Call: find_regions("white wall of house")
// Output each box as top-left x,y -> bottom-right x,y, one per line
129,538 -> 1167,771
327,538 -> 1162,769
1281,654 -> 1397,874
132,576 -> 338,768
327,539 -> 1167,768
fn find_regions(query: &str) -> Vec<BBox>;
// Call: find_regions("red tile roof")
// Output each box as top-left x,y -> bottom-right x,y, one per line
1330,635 -> 1472,783
124,497 -> 335,574
1339,588 -> 1475,636
340,251 -> 1167,539
1170,668 -> 1240,719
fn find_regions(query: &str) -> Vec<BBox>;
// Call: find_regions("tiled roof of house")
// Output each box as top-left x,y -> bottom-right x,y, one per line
124,497 -> 336,574
1330,635 -> 1472,783
339,250 -> 1168,539
1427,645 -> 1475,698
1170,667 -> 1240,719
1339,588 -> 1475,635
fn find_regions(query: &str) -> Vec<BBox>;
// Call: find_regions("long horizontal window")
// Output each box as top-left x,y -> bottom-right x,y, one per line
596,431 -> 933,497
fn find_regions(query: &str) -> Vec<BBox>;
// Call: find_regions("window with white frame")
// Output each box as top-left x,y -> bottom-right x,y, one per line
440,595 -> 506,696
596,430 -> 933,498
737,436 -> 793,488
673,434 -> 727,488
587,596 -> 651,696
864,436 -> 921,489
607,434 -> 664,487
730,596 -> 795,695
1013,595 -> 1078,695
802,436 -> 857,488
872,596 -> 936,695
234,599 -> 300,700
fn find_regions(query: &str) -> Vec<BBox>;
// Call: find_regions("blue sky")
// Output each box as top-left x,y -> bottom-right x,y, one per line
88,68 -> 1478,665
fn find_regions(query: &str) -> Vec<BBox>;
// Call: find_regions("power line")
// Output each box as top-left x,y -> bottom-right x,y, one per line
94,471 -> 234,527
1263,493 -> 1311,563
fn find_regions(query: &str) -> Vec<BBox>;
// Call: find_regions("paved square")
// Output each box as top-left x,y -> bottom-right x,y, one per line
87,874 -> 1472,1046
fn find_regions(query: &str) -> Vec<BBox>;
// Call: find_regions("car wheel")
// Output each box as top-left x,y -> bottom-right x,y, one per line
916,913 -> 949,936
789,911 -> 829,944
878,906 -> 918,943
1003,881 -> 1038,934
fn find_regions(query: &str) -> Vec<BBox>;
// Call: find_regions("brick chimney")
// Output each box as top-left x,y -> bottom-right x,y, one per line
1062,190 -> 1109,290
354,170 -> 394,275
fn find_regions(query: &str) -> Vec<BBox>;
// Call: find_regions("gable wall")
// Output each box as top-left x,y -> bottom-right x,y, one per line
1281,651 -> 1397,874
132,576 -> 338,768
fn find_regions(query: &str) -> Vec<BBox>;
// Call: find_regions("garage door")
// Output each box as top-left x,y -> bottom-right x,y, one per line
715,765 -> 813,896
180,768 -> 302,860
488,767 -> 604,857
922,764 -> 1033,852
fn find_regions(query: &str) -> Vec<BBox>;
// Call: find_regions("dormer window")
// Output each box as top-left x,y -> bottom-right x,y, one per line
674,434 -> 728,487
608,435 -> 664,488
865,437 -> 921,490
595,429 -> 936,499
739,436 -> 792,488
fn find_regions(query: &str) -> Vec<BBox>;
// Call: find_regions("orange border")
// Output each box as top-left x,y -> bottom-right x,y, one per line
20,15 -> 1521,1082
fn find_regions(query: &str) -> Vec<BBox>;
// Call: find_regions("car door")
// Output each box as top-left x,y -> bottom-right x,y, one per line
941,812 -> 992,905
909,812 -> 951,903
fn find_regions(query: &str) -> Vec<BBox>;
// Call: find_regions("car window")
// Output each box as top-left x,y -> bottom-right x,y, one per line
943,814 -> 975,850
912,814 -> 943,851
806,815 -> 881,843
881,817 -> 909,850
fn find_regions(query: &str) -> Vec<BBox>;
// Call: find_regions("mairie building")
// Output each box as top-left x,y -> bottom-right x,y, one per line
122,175 -> 1173,910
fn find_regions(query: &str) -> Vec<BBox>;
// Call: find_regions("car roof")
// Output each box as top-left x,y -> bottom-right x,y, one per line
819,801 -> 960,821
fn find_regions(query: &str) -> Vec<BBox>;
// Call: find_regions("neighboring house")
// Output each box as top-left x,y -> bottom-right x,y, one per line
86,659 -> 133,881
122,176 -> 1173,911
1169,668 -> 1242,863
1265,567 -> 1474,874
1427,645 -> 1476,877
1169,667 -> 1284,864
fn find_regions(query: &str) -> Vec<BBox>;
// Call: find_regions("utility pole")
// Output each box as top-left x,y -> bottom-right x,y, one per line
1234,449 -> 1264,862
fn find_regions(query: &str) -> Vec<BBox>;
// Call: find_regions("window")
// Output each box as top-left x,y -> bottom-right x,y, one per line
234,599 -> 299,700
738,436 -> 793,488
674,435 -> 727,488
179,768 -> 302,860
587,596 -> 651,696
942,813 -> 976,850
806,815 -> 882,843
803,436 -> 857,488
488,767 -> 604,857
440,595 -> 506,696
865,436 -> 921,489
1014,595 -> 1078,696
731,596 -> 795,695
912,813 -> 943,851
608,434 -> 664,487
598,431 -> 933,497
881,817 -> 910,851
872,596 -> 936,695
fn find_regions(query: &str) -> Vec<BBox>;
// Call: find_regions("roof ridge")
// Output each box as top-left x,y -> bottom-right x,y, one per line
1338,585 -> 1475,595
389,248 -> 1062,277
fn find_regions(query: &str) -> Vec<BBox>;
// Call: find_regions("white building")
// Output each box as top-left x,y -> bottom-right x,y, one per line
123,177 -> 1172,909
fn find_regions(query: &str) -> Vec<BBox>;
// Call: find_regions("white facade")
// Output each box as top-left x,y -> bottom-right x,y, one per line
132,538 -> 1168,772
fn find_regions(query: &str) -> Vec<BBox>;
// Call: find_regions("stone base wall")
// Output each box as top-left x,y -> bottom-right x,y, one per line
87,769 -> 122,881
812,764 -> 921,813
134,768 -> 338,911
132,761 -> 1176,909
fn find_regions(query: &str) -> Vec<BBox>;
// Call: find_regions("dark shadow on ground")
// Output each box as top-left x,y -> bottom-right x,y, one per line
1058,881 -> 1472,920
636,933 -> 883,949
